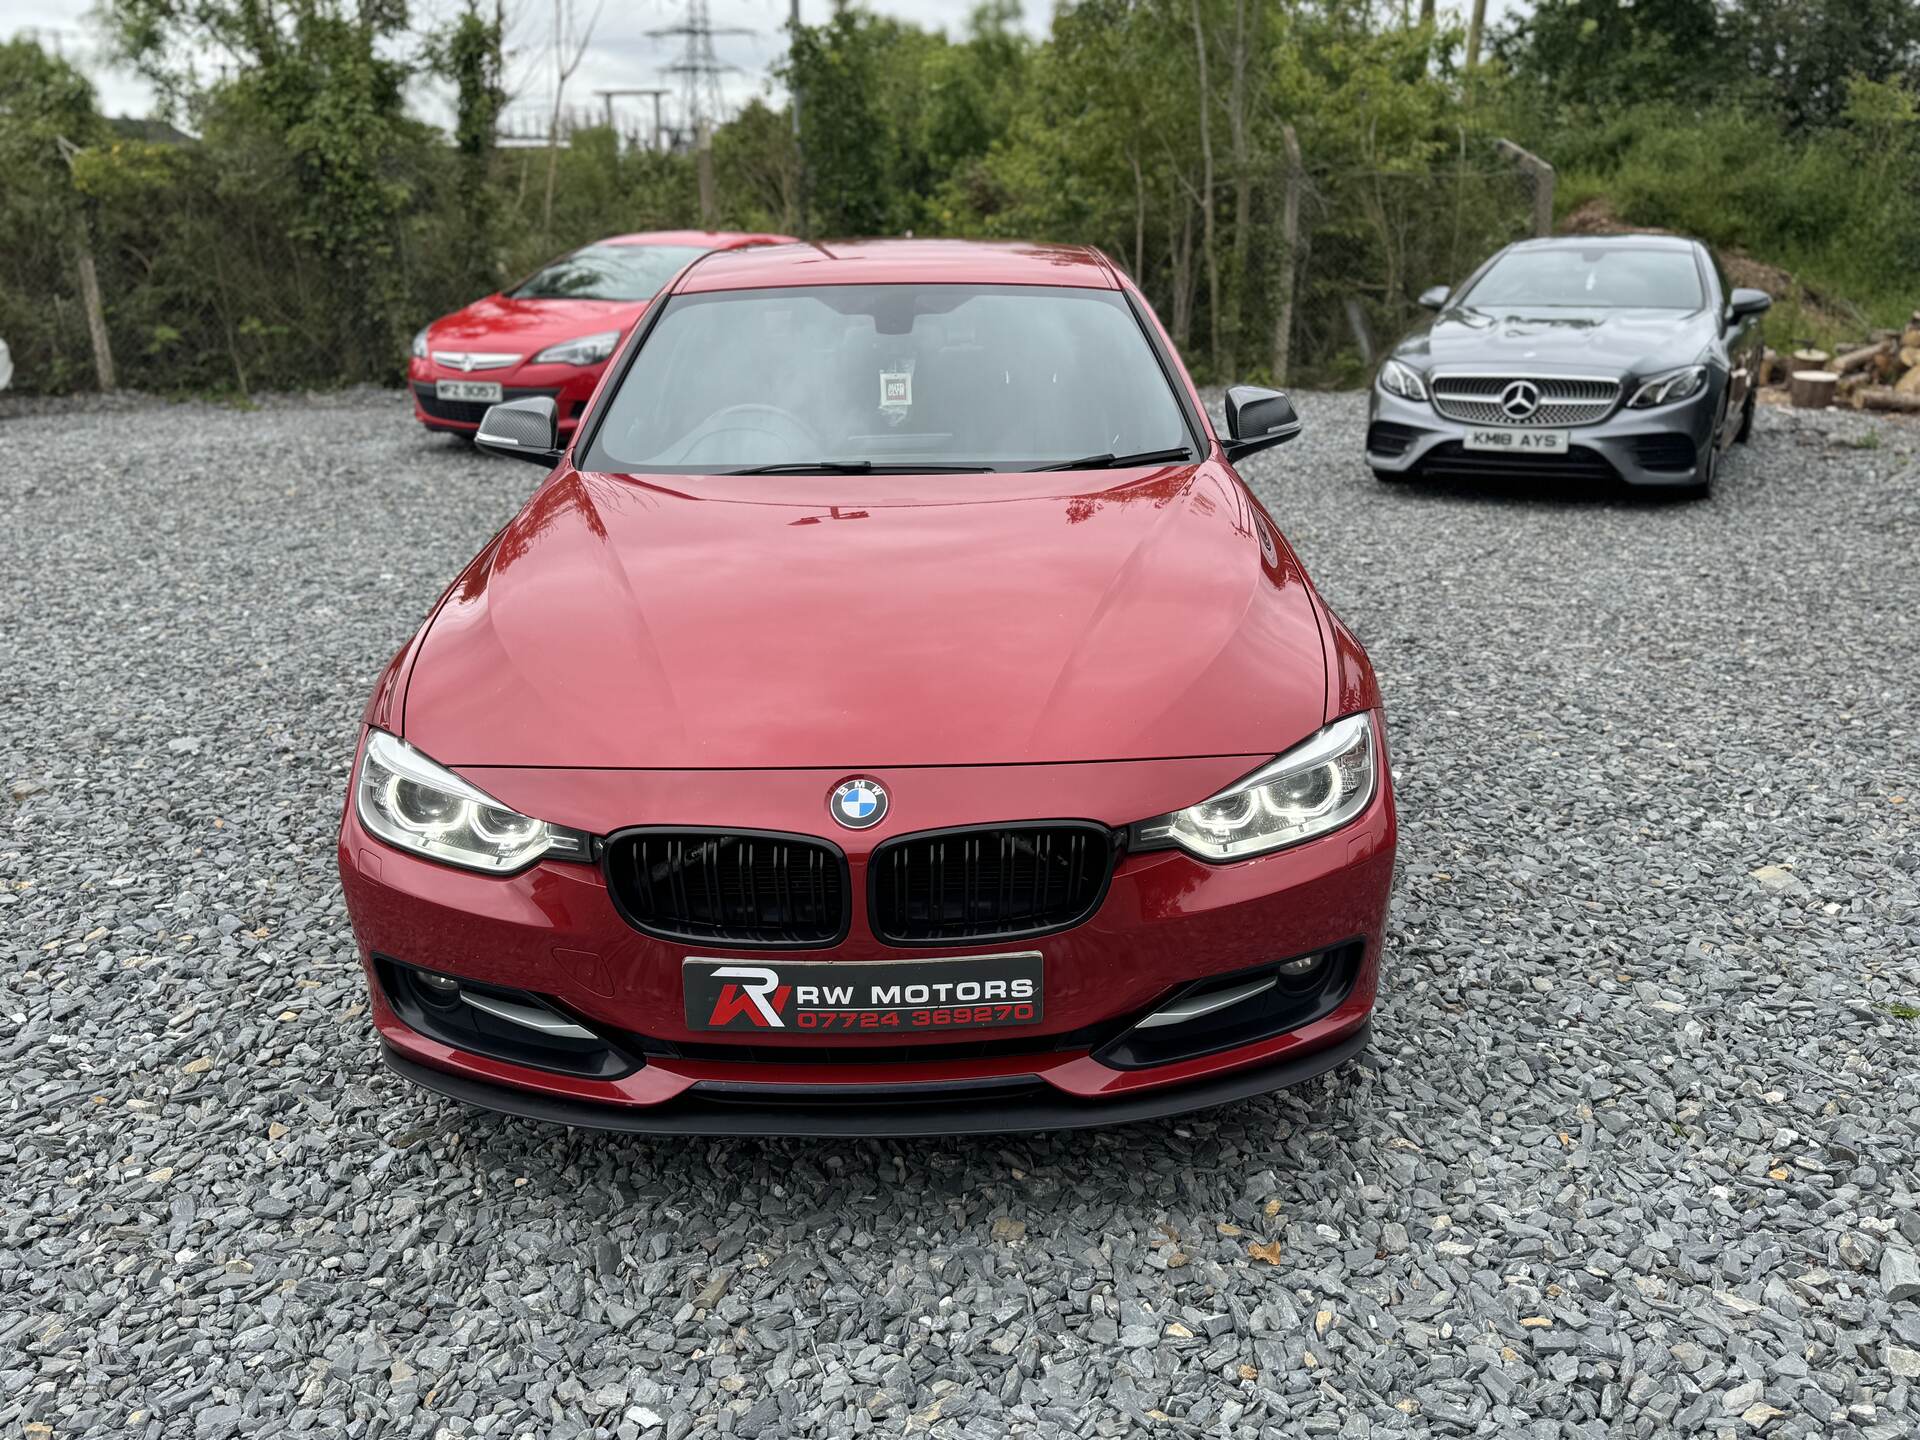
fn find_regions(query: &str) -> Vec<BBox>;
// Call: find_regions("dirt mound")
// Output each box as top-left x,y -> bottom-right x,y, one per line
1558,197 -> 1861,338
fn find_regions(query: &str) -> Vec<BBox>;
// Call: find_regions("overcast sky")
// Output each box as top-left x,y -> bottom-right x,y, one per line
15,1 -> 1524,135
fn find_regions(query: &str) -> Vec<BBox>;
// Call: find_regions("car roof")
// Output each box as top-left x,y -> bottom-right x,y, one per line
1505,233 -> 1701,253
600,230 -> 796,249
674,238 -> 1119,293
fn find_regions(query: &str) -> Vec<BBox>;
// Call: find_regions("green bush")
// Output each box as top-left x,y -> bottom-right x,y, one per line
1539,90 -> 1920,342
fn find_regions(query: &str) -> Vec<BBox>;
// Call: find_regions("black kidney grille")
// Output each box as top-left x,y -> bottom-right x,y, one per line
871,823 -> 1116,944
605,831 -> 848,947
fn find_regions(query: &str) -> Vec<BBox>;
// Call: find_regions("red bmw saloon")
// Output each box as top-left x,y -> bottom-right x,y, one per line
341,239 -> 1397,1135
408,229 -> 793,439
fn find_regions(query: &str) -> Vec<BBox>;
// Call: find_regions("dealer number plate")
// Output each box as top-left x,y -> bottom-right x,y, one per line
1463,427 -> 1569,454
436,379 -> 503,402
684,952 -> 1043,1033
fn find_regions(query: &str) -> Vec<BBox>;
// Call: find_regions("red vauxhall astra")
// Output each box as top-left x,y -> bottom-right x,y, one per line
340,240 -> 1396,1135
407,229 -> 793,440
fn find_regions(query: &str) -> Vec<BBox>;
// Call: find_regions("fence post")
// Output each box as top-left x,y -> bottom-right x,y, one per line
696,119 -> 716,226
789,0 -> 808,238
57,136 -> 115,392
73,235 -> 116,392
1495,138 -> 1555,238
1344,297 -> 1374,368
1272,123 -> 1302,386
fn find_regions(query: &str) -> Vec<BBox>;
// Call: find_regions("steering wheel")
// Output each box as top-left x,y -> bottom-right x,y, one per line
663,404 -> 825,465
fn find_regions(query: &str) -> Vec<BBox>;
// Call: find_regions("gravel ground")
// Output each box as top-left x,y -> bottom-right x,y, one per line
4,389 -> 1918,1440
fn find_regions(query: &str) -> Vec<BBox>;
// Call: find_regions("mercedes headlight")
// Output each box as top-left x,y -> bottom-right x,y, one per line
1627,365 -> 1707,408
1378,358 -> 1428,402
1130,714 -> 1377,861
533,330 -> 621,367
355,730 -> 591,874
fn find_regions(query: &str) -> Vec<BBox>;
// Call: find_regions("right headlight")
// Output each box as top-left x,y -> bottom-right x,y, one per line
1378,358 -> 1428,402
355,730 -> 591,874
1627,365 -> 1707,408
533,330 -> 622,367
1130,714 -> 1377,862
410,327 -> 430,361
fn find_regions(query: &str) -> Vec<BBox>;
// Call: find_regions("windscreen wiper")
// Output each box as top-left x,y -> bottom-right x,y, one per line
1032,446 -> 1195,472
726,460 -> 994,475
728,459 -> 874,474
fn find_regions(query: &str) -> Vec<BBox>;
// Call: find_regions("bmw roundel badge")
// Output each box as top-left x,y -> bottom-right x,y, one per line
829,777 -> 888,830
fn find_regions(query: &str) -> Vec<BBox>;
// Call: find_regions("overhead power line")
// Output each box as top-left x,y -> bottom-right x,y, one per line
650,0 -> 751,143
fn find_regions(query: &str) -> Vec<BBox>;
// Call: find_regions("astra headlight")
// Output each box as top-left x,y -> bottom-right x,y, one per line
1627,365 -> 1707,408
410,327 -> 429,360
356,730 -> 591,874
533,330 -> 622,367
1131,713 -> 1377,862
1377,359 -> 1428,402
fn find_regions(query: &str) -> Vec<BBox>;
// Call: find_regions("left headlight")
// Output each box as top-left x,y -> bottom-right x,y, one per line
1378,358 -> 1428,402
1627,365 -> 1707,408
1130,713 -> 1377,862
533,330 -> 622,367
410,327 -> 430,361
355,730 -> 592,874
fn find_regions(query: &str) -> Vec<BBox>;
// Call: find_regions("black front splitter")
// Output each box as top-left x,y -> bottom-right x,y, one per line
380,1022 -> 1369,1138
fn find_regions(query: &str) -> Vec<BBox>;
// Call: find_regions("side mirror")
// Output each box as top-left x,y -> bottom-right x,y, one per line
1223,385 -> 1302,462
476,396 -> 563,466
1417,284 -> 1451,311
1727,287 -> 1772,327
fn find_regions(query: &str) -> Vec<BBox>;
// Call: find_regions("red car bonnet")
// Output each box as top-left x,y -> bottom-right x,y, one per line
398,460 -> 1329,770
426,294 -> 647,354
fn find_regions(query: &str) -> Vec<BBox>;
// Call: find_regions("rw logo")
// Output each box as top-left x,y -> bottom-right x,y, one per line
705,965 -> 791,1028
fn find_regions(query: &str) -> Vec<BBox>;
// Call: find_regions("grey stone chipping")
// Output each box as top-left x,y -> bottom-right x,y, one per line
3,387 -> 1918,1439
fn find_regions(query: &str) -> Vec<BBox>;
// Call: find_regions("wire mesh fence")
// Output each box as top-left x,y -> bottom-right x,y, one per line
2,131 -> 1549,397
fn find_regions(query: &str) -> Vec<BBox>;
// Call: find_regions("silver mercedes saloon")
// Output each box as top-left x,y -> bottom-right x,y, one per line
1366,234 -> 1771,499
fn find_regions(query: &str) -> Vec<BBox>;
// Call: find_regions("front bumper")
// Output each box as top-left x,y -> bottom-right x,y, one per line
381,1023 -> 1373,1136
337,739 -> 1396,1134
407,357 -> 607,435
1366,381 -> 1719,487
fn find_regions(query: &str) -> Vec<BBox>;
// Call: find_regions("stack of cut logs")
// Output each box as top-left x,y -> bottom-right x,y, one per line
1768,310 -> 1920,414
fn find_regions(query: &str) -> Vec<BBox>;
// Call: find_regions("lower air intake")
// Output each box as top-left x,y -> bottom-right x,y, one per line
1095,942 -> 1364,1070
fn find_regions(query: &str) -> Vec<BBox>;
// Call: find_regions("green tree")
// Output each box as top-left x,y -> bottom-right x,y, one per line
714,98 -> 800,232
1495,0 -> 1727,112
1727,0 -> 1920,128
426,1 -> 508,296
104,0 -> 425,371
785,9 -> 908,236
0,40 -> 114,390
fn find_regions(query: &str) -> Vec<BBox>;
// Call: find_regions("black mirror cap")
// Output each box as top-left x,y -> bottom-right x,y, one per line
1417,284 -> 1451,311
476,396 -> 564,466
1728,287 -> 1772,320
1222,385 -> 1303,462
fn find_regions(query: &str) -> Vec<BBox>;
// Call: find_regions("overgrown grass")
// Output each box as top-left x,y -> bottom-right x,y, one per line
1545,101 -> 1920,351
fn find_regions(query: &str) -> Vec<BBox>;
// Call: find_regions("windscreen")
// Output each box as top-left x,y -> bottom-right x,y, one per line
1462,247 -> 1705,309
582,284 -> 1195,472
510,244 -> 708,301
